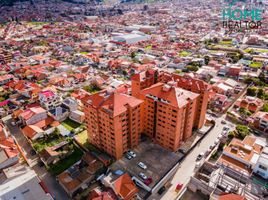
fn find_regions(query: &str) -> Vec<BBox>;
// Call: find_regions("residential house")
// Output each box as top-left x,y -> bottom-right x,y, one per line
69,110 -> 85,124
19,106 -> 47,125
57,153 -> 103,197
0,123 -> 19,170
102,173 -> 138,200
0,74 -> 14,86
21,117 -> 59,141
253,147 -> 268,179
0,164 -> 53,200
235,96 -> 264,113
88,188 -> 117,200
39,90 -> 62,110
62,97 -> 78,111
253,111 -> 268,133
48,107 -> 69,122
217,136 -> 266,176
39,141 -> 71,165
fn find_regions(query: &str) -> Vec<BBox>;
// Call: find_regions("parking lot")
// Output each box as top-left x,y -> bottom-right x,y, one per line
110,137 -> 183,197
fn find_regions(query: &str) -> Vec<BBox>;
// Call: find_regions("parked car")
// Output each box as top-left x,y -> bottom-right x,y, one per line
175,183 -> 183,192
125,153 -> 132,160
223,126 -> 229,131
127,150 -> 136,158
138,162 -> 147,169
221,120 -> 227,124
30,149 -> 36,156
196,152 -> 204,161
158,186 -> 166,195
139,172 -> 147,180
178,148 -> 187,154
38,161 -> 44,167
144,177 -> 152,186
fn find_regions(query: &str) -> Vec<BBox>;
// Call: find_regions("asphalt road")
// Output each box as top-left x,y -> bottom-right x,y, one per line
2,116 -> 70,200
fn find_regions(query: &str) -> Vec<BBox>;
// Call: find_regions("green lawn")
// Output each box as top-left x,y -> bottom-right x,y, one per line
245,48 -> 268,54
48,145 -> 84,175
249,62 -> 262,68
179,51 -> 191,57
83,84 -> 101,94
27,22 -> 48,26
80,52 -> 88,55
219,40 -> 232,46
75,130 -> 88,146
32,133 -> 65,152
61,118 -> 81,131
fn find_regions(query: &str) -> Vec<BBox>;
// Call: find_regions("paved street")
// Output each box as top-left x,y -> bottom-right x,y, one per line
2,116 -> 70,200
148,115 -> 233,200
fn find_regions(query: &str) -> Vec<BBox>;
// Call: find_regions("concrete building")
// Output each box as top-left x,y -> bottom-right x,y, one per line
0,164 -> 53,200
111,33 -> 151,45
82,91 -> 143,160
253,147 -> 268,179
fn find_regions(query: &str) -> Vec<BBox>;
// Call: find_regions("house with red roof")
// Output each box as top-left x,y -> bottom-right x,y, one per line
0,123 -> 19,170
253,111 -> 268,133
0,74 -> 14,86
102,173 -> 138,200
235,96 -> 264,113
19,106 -> 47,125
39,90 -> 62,110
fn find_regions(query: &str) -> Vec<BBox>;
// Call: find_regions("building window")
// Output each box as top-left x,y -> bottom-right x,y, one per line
259,165 -> 267,171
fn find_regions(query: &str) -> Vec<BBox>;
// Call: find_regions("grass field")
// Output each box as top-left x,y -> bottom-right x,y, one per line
61,118 -> 81,131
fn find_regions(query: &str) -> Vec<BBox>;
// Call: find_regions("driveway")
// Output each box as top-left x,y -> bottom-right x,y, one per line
2,116 -> 70,200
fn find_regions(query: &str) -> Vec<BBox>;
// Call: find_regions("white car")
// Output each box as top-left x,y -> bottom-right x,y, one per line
127,150 -> 136,158
138,162 -> 147,170
139,172 -> 148,180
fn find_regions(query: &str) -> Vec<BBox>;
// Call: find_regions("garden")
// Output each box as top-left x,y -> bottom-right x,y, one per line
48,144 -> 84,175
32,129 -> 65,152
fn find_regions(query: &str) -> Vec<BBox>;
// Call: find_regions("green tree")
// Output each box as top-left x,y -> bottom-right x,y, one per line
246,87 -> 257,96
236,125 -> 250,139
204,56 -> 210,65
130,52 -> 136,59
257,88 -> 265,99
261,103 -> 268,112
186,65 -> 199,72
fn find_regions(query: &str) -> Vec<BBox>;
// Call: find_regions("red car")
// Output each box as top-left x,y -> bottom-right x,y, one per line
175,183 -> 183,192
143,178 -> 152,186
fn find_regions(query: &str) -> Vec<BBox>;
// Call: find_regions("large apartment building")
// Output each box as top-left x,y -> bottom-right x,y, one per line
82,91 -> 143,159
132,70 -> 211,129
158,73 -> 211,129
139,82 -> 199,151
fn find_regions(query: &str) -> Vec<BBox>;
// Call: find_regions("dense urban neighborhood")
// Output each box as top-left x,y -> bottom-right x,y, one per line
0,0 -> 268,200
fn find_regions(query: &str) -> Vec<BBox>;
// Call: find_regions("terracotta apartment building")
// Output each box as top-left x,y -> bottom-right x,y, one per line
82,91 -> 143,159
132,70 -> 210,129
139,82 -> 199,151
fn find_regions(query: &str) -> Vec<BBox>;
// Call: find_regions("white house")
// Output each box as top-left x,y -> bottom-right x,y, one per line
48,107 -> 69,122
69,110 -> 85,124
253,147 -> 268,179
62,97 -> 78,111
39,90 -> 62,110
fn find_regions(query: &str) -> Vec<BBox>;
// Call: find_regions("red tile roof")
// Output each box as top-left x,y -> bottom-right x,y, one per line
218,194 -> 246,200
113,173 -> 138,200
